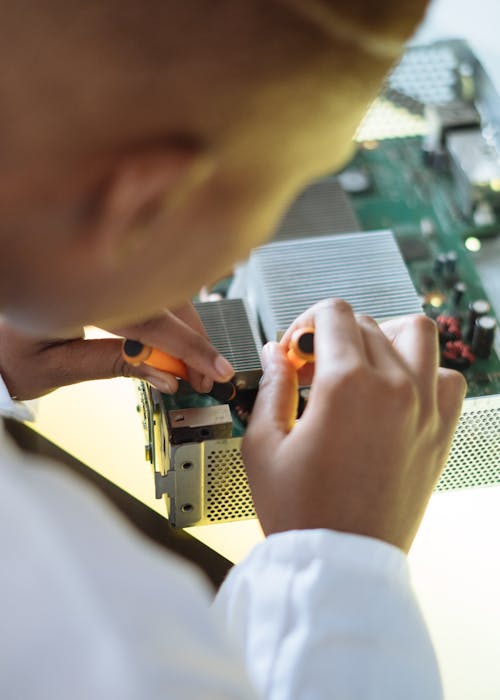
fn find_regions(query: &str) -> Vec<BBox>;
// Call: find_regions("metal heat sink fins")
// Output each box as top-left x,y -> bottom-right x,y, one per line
272,178 -> 360,241
247,230 -> 423,341
193,298 -> 262,389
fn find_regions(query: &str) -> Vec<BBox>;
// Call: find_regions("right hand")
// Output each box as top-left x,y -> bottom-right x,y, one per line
243,299 -> 466,553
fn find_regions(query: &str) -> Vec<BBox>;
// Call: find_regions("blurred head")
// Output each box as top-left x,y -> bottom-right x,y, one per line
0,0 -> 427,334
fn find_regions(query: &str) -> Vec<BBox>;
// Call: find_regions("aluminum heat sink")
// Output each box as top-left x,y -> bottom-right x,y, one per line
247,230 -> 423,341
272,178 -> 360,241
193,298 -> 262,389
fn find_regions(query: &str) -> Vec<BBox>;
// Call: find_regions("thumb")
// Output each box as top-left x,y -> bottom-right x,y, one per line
244,342 -> 298,459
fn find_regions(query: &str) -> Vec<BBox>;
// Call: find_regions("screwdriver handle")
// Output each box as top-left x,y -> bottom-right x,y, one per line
122,338 -> 237,401
286,327 -> 315,370
122,339 -> 189,380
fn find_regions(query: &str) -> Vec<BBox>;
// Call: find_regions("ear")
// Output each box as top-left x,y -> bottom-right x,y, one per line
90,145 -> 213,265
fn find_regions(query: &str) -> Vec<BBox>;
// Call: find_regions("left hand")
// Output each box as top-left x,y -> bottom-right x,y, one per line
0,303 -> 233,400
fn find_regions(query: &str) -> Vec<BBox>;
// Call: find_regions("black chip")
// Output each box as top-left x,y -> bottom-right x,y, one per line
397,237 -> 431,262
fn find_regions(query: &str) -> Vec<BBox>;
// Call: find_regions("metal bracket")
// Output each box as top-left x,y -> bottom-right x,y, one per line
154,470 -> 175,499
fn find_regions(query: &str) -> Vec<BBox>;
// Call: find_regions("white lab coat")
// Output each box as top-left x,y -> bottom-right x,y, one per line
0,377 -> 442,699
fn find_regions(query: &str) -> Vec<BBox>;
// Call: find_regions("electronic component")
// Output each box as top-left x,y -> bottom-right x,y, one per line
167,405 -> 232,445
193,298 -> 262,390
422,100 -> 479,165
467,299 -> 491,340
434,254 -> 448,276
445,251 -> 458,276
248,231 -> 422,342
472,316 -> 497,359
338,168 -> 371,194
442,340 -> 475,370
453,282 -> 467,305
422,101 -> 480,166
446,128 -> 500,217
437,315 -> 462,342
420,218 -> 436,238
136,39 -> 500,528
272,178 -> 360,241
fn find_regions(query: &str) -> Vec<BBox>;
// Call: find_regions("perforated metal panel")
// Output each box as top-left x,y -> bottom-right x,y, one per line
142,383 -> 500,527
160,436 -> 256,527
387,43 -> 459,106
205,445 -> 255,523
137,39 -> 500,528
356,40 -> 469,141
438,395 -> 500,490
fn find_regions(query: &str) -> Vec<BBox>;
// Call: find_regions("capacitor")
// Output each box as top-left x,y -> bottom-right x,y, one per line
434,254 -> 448,276
471,316 -> 497,359
467,299 -> 491,340
452,281 -> 466,305
445,251 -> 458,276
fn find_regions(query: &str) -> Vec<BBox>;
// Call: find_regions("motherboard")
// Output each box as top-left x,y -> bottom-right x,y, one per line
346,135 -> 500,398
137,39 -> 500,526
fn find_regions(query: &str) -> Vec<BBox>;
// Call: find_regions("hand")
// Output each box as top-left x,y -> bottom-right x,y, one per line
0,303 -> 233,401
243,299 -> 466,553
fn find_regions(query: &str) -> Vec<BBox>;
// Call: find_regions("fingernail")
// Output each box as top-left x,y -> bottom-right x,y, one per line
261,343 -> 270,369
214,355 -> 234,382
261,342 -> 278,370
200,375 -> 213,394
146,374 -> 177,394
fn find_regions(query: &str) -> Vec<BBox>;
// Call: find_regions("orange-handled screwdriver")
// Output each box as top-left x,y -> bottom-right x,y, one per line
286,327 -> 315,370
122,339 -> 236,401
122,339 -> 189,380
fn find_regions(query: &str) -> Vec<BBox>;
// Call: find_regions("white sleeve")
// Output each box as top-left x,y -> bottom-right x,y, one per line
0,374 -> 36,421
0,436 -> 260,700
213,529 -> 443,700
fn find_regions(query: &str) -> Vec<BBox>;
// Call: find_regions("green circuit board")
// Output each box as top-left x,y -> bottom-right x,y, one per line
344,136 -> 500,399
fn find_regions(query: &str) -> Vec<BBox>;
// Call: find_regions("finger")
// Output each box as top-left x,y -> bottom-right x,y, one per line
117,311 -> 234,388
135,366 -> 179,394
437,367 -> 467,432
379,315 -> 440,409
280,299 -> 367,376
311,299 -> 367,377
171,302 -> 209,338
356,314 -> 410,373
41,337 -> 181,393
295,363 -> 316,387
171,303 -> 213,393
243,342 -> 298,463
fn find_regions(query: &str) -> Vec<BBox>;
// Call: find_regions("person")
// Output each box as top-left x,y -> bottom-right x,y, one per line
0,1 -> 466,698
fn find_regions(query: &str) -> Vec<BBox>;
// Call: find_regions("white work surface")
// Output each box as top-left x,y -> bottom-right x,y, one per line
31,4 -> 500,699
